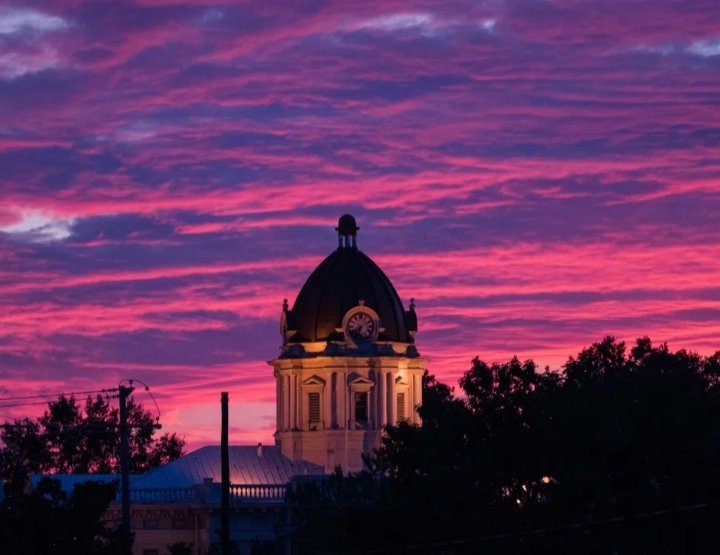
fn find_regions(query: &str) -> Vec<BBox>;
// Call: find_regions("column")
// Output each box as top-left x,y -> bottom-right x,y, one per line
338,372 -> 346,429
349,385 -> 355,430
378,369 -> 386,427
323,374 -> 332,430
284,375 -> 291,430
295,374 -> 301,429
276,376 -> 282,432
413,371 -> 422,424
370,370 -> 376,429
331,372 -> 337,428
288,373 -> 296,430
388,372 -> 395,425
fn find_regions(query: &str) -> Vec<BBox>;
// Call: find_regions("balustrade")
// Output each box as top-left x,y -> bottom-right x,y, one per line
120,483 -> 287,504
129,487 -> 199,503
229,483 -> 286,501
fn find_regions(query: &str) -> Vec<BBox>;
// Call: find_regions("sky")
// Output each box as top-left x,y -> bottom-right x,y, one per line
1,0 -> 719,449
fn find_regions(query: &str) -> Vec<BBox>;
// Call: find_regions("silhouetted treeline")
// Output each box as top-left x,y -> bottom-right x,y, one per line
0,393 -> 184,496
0,478 -> 124,554
290,337 -> 720,554
0,394 -> 184,553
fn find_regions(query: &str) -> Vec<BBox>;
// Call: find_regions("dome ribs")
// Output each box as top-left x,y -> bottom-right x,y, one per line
358,252 -> 405,341
286,217 -> 412,345
288,249 -> 410,343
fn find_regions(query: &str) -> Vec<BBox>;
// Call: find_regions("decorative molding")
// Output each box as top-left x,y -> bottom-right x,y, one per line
301,375 -> 326,386
347,375 -> 374,390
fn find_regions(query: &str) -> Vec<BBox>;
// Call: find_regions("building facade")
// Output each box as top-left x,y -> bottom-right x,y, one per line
272,215 -> 426,472
116,445 -> 321,554
34,445 -> 321,555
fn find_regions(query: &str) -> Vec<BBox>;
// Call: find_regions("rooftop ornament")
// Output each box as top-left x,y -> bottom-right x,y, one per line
335,213 -> 359,248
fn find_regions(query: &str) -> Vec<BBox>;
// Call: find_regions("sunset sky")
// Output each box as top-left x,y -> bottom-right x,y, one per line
1,0 -> 719,448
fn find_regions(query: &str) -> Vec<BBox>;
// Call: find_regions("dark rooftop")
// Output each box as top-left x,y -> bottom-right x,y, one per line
285,215 -> 416,344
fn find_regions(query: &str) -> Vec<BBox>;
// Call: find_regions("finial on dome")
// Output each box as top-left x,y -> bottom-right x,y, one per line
335,214 -> 359,249
282,298 -> 288,311
410,298 -> 415,310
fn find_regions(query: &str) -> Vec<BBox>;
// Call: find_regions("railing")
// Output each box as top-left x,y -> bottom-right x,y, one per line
122,483 -> 287,504
230,483 -> 286,501
130,487 -> 199,503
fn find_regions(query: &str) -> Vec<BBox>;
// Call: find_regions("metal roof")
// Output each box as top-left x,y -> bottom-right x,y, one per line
29,446 -> 323,504
132,445 -> 323,489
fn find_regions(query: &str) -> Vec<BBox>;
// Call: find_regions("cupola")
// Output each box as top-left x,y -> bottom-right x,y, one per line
281,215 -> 417,348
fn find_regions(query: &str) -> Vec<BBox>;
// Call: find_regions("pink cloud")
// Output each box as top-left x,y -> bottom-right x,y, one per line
0,0 -> 718,447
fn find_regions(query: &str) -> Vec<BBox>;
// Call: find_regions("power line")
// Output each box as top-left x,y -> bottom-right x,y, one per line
120,379 -> 161,421
0,388 -> 119,410
0,388 -> 118,403
0,399 -> 72,409
0,381 -> 161,416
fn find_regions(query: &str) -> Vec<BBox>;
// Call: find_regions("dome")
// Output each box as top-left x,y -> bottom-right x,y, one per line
284,216 -> 416,345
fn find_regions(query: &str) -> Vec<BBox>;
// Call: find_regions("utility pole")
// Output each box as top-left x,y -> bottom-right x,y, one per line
119,384 -> 135,553
221,391 -> 230,555
284,494 -> 293,555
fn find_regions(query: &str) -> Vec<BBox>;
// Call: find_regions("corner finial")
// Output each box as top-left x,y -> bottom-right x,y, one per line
282,298 -> 288,311
410,298 -> 416,310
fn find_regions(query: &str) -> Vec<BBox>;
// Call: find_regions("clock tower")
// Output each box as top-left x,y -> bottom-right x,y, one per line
270,215 -> 426,472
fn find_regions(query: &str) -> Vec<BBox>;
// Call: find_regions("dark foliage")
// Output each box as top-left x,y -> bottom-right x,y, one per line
290,337 -> 720,554
0,394 -> 185,494
0,394 -> 184,554
168,541 -> 194,555
0,478 -> 125,554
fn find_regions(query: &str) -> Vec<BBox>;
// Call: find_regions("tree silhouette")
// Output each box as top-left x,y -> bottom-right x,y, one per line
0,394 -> 184,497
291,337 -> 720,554
0,394 -> 184,554
0,478 -> 125,554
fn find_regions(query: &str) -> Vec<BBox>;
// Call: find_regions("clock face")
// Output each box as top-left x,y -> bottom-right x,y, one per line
347,312 -> 376,340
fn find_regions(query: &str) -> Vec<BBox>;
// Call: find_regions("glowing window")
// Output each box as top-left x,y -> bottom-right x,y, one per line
308,392 -> 321,424
396,392 -> 406,423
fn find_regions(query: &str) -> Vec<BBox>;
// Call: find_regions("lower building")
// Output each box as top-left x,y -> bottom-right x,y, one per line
33,444 -> 323,555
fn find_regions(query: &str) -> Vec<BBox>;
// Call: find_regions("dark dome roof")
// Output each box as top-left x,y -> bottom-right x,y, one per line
286,218 -> 415,344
